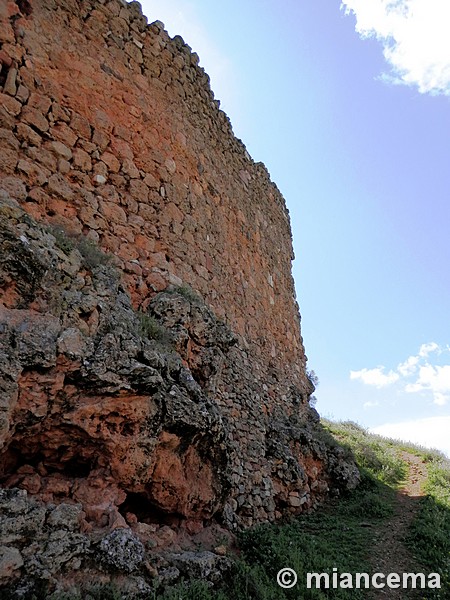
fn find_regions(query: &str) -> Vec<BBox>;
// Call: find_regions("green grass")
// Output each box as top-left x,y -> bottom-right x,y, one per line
156,421 -> 450,599
322,420 -> 407,487
166,283 -> 203,303
407,455 -> 450,599
327,421 -> 450,598
156,421 -> 412,600
157,482 -> 391,599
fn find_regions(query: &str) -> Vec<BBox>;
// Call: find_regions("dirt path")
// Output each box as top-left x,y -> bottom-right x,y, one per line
369,452 -> 428,598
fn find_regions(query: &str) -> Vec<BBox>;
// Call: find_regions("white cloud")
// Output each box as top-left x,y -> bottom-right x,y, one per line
396,342 -> 439,377
419,342 -> 440,357
405,364 -> 450,405
350,366 -> 400,387
351,342 -> 450,405
397,354 -> 419,377
363,400 -> 380,409
372,416 -> 450,457
341,0 -> 450,96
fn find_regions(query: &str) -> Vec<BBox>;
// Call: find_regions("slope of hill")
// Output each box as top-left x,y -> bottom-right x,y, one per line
152,421 -> 450,600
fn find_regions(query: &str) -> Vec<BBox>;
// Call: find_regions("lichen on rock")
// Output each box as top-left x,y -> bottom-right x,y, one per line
98,529 -> 145,573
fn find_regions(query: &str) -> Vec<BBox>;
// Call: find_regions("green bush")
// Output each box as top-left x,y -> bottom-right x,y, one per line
46,223 -> 75,255
76,236 -> 113,269
137,311 -> 173,345
46,224 -> 112,269
167,283 -> 202,303
306,369 -> 319,389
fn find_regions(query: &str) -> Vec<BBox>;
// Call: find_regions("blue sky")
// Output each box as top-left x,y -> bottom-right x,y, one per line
139,0 -> 450,455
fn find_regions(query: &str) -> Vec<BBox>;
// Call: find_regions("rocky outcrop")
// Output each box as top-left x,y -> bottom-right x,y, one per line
0,195 -> 232,531
0,195 -> 359,595
0,0 -> 360,594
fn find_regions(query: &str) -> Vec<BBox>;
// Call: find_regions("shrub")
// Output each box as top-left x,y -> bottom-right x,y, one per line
76,236 -> 113,269
137,312 -> 173,345
46,224 -> 112,269
306,369 -> 319,389
46,223 -> 75,255
167,283 -> 202,303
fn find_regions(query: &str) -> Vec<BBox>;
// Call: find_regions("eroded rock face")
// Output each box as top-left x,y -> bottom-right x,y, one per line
98,529 -> 145,573
0,196 -> 231,531
0,488 -> 88,584
0,194 -> 358,510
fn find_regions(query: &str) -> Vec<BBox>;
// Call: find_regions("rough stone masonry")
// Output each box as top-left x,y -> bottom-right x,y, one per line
0,0 -> 359,594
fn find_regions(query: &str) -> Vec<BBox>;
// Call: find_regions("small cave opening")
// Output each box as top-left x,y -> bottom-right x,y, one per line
119,492 -> 183,527
52,453 -> 92,478
0,433 -> 99,496
0,446 -> 28,481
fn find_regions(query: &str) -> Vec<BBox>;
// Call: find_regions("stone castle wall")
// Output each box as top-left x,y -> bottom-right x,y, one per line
0,0 -> 360,556
0,0 -> 306,391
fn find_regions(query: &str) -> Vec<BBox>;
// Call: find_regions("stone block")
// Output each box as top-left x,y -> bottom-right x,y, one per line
0,147 -> 17,173
0,176 -> 27,201
101,151 -> 120,172
47,173 -> 74,200
0,93 -> 21,116
21,107 -> 49,132
3,66 -> 17,96
17,159 -> 48,186
48,140 -> 73,160
99,199 -> 127,223
28,92 -> 52,114
128,178 -> 149,201
50,123 -> 78,147
72,147 -> 92,172
121,157 -> 140,178
26,146 -> 57,171
70,112 -> 91,139
16,122 -> 42,146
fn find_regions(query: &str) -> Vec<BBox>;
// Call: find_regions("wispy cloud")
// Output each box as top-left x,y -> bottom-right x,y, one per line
372,416 -> 450,457
363,400 -> 380,409
350,367 -> 399,387
405,364 -> 450,406
397,354 -> 419,377
350,343 -> 450,405
419,342 -> 440,357
341,0 -> 450,96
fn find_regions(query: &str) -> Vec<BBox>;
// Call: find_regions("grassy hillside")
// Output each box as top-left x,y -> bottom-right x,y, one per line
159,420 -> 450,600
